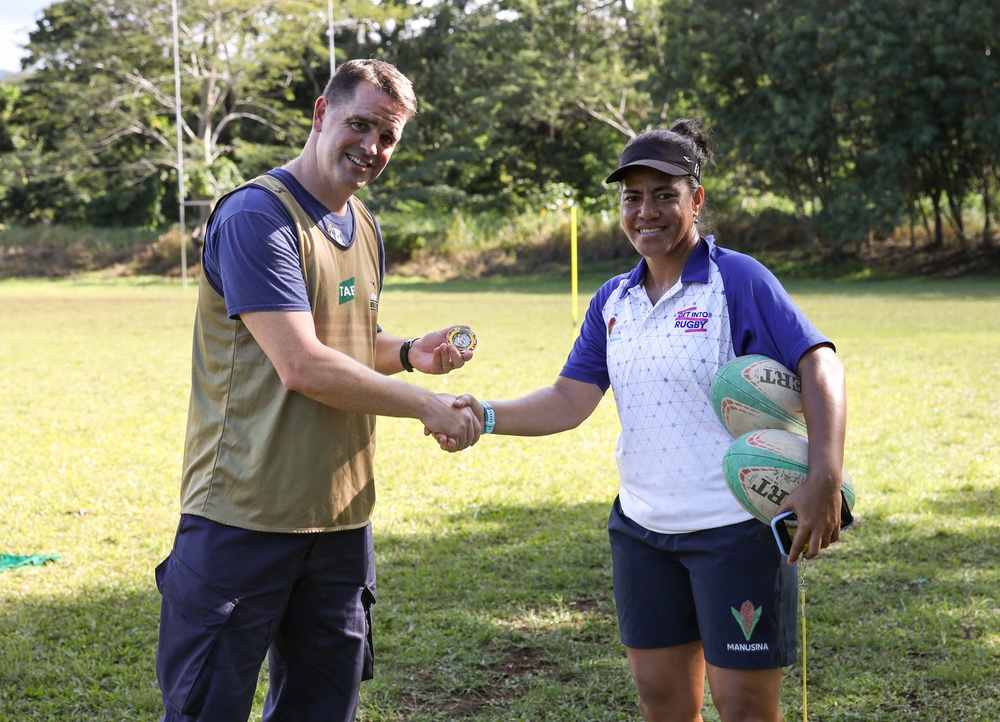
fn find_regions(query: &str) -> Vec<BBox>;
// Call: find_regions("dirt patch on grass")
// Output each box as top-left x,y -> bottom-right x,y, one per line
389,641 -> 554,719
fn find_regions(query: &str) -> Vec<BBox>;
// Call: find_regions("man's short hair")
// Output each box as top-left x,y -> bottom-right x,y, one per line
323,59 -> 417,121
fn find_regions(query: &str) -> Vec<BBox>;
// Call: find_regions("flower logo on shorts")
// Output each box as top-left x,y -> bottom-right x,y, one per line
732,600 -> 762,641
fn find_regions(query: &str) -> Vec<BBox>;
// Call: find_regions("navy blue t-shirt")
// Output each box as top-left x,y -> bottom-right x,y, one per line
201,168 -> 384,319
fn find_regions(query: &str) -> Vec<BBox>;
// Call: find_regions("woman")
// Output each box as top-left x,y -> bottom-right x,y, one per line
450,119 -> 847,722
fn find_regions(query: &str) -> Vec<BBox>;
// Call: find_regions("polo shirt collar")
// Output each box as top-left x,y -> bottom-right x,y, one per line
618,235 -> 715,298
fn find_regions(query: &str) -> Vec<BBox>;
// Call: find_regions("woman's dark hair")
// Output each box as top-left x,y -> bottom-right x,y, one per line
625,118 -> 715,195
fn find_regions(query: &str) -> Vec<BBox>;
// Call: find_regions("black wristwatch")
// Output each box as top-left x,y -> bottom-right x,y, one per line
399,338 -> 418,372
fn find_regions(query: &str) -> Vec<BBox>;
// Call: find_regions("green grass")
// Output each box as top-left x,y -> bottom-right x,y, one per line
1,275 -> 998,721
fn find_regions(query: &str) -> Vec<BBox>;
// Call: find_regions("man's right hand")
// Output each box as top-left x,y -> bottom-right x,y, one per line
422,393 -> 482,452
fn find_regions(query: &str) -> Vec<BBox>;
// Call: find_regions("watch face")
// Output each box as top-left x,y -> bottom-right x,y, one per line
447,327 -> 477,352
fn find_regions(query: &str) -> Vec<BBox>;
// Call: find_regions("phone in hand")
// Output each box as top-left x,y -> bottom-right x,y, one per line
770,511 -> 797,557
770,494 -> 856,557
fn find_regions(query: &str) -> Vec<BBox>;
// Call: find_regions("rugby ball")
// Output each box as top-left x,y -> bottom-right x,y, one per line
711,355 -> 806,438
722,429 -> 856,526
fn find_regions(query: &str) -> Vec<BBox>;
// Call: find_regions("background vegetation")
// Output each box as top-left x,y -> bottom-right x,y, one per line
0,0 -> 998,270
1,276 -> 998,721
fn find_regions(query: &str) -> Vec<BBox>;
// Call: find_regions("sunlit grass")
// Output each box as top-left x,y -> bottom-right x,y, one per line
1,276 -> 998,721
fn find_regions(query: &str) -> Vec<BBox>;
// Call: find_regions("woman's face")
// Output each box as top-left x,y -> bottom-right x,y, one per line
620,167 -> 704,265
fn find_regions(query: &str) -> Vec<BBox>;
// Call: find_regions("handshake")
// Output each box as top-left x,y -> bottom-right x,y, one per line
402,325 -> 485,452
410,324 -> 594,452
423,393 -> 484,452
412,325 -> 596,451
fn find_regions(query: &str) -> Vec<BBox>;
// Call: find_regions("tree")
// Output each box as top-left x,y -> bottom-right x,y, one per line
365,0 -> 640,213
663,0 -> 1000,249
5,0 -> 336,228
4,1 -> 141,224
662,0 -> 869,247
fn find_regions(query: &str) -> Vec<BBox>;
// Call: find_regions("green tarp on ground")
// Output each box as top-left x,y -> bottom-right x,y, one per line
0,554 -> 60,573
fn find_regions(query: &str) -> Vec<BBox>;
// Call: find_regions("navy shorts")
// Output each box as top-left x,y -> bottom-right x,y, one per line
155,514 -> 376,722
608,497 -> 797,670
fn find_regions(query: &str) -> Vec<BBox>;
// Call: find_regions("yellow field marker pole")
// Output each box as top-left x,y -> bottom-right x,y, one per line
570,206 -> 579,326
801,561 -> 808,722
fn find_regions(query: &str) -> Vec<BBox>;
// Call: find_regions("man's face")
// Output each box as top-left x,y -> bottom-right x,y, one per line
312,81 -> 408,195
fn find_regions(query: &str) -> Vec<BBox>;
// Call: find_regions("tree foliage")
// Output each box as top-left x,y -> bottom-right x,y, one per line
378,0 -> 638,213
3,0 -> 330,227
0,0 -> 995,250
662,0 -> 999,248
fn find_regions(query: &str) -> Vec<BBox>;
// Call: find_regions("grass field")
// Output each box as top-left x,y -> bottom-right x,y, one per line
1,274 -> 998,721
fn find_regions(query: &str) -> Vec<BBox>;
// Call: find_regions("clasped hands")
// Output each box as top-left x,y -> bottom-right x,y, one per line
424,394 -> 483,453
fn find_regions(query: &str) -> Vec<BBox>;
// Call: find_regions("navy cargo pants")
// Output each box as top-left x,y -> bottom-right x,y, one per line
155,514 -> 376,722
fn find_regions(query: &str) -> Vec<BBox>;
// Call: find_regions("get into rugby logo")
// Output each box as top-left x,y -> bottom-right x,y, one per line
674,306 -> 710,333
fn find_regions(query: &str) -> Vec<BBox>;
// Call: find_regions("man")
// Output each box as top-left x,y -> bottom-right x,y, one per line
155,59 -> 480,722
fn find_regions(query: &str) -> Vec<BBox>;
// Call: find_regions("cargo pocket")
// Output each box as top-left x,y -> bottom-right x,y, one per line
155,552 -> 239,715
361,585 -> 376,681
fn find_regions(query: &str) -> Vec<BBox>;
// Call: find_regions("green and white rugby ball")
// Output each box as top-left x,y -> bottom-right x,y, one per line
711,355 -> 806,438
722,428 -> 856,525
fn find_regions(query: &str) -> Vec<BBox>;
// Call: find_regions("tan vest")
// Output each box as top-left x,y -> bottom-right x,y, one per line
180,174 -> 381,532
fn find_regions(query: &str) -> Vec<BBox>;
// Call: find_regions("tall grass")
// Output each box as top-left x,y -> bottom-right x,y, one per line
0,225 -> 163,253
375,208 -> 636,279
0,276 -> 997,721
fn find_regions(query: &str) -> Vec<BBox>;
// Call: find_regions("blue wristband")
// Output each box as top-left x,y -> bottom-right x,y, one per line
481,401 -> 495,434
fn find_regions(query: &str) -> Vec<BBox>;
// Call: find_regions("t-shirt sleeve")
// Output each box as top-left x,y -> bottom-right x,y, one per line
717,249 -> 833,372
202,186 -> 312,319
559,277 -> 623,392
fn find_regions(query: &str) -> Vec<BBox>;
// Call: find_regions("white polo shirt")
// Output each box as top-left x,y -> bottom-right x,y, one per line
561,236 -> 831,534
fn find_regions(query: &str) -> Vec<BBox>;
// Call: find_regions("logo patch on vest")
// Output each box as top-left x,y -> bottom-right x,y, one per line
339,277 -> 355,305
